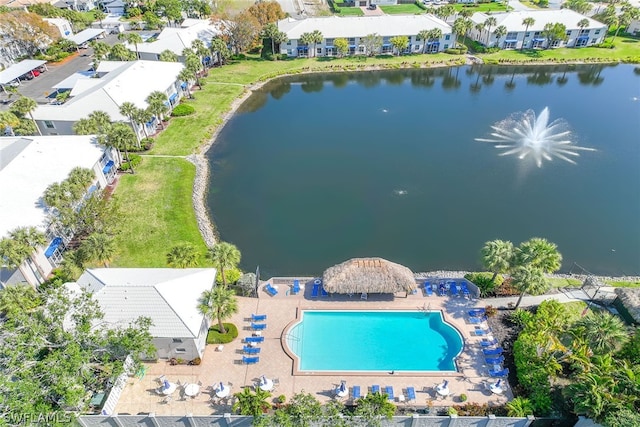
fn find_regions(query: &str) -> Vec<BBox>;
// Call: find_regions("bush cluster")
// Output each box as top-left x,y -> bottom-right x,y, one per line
171,104 -> 195,117
445,47 -> 468,55
206,323 -> 239,344
119,154 -> 142,171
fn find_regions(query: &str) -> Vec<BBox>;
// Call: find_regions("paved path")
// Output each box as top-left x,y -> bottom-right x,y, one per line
479,287 -> 617,308
507,0 -> 533,10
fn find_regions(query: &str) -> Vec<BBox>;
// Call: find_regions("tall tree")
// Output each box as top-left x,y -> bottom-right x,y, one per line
481,239 -> 514,283
94,10 -> 106,28
119,101 -> 141,146
0,226 -> 47,281
210,37 -> 230,66
565,0 -> 592,15
542,22 -> 568,48
178,68 -> 195,99
0,283 -> 41,318
247,0 -> 285,26
362,33 -> 383,56
453,17 -> 473,48
354,390 -> 396,424
511,265 -> 549,308
146,91 -> 169,130
494,25 -> 508,48
418,29 -> 430,54
334,38 -> 348,57
228,11 -> 259,54
80,232 -> 116,267
232,387 -> 272,416
10,96 -> 41,135
159,49 -> 178,62
521,17 -> 535,50
101,122 -> 137,173
484,16 -> 497,45
133,107 -> 153,138
197,285 -> 238,334
185,54 -> 203,89
299,32 -> 314,57
208,242 -> 241,287
166,242 -> 199,268
118,32 -> 143,59
262,22 -> 280,57
435,4 -> 455,22
516,237 -> 562,274
426,28 -> 443,53
191,38 -> 209,68
390,35 -> 409,56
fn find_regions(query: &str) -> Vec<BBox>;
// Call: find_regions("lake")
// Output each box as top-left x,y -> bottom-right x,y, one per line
207,64 -> 640,277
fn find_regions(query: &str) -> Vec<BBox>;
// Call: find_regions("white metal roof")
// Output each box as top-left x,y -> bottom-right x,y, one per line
470,10 -> 606,32
132,20 -> 225,56
278,15 -> 452,39
75,268 -> 217,338
65,28 -> 106,45
0,135 -> 104,238
32,60 -> 184,122
0,60 -> 46,85
52,70 -> 94,90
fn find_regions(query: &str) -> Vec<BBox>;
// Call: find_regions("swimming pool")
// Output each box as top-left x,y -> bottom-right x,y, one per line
286,310 -> 463,372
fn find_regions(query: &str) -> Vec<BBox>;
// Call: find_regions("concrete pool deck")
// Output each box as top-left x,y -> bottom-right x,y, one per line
113,282 -> 512,415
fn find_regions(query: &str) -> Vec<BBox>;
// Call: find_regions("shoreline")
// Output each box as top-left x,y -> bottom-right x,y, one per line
188,59 -> 637,277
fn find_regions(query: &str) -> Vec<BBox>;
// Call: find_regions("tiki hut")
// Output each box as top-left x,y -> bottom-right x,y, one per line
322,258 -> 417,295
613,288 -> 640,325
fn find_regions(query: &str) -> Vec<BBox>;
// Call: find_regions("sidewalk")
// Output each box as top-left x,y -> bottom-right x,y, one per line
479,287 -> 616,308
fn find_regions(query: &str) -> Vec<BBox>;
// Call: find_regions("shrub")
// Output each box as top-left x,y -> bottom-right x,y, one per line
171,104 -> 195,117
484,305 -> 498,318
189,357 -> 201,365
465,272 -> 502,297
206,323 -> 238,344
119,154 -> 142,171
447,407 -> 458,416
509,308 -> 534,327
452,402 -> 490,416
415,0 -> 427,9
141,137 -> 154,151
459,393 -> 467,402
445,47 -> 467,55
277,395 -> 286,404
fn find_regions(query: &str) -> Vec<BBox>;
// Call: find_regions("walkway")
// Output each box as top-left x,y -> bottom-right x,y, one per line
480,287 -> 617,309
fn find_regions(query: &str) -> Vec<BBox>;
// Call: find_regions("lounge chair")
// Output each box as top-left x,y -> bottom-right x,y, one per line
360,292 -> 367,300
251,314 -> 267,322
480,338 -> 498,347
483,347 -> 504,356
489,367 -> 509,377
385,386 -> 394,400
438,285 -> 447,296
450,283 -> 459,295
243,346 -> 261,354
352,386 -> 361,400
406,386 -> 416,402
245,336 -> 264,343
467,316 -> 485,324
485,355 -> 505,365
424,281 -> 433,297
468,308 -> 486,317
264,283 -> 278,296
311,283 -> 320,298
251,322 -> 267,331
473,328 -> 491,336
292,280 -> 301,295
242,356 -> 259,364
371,385 -> 380,394
321,286 -> 329,297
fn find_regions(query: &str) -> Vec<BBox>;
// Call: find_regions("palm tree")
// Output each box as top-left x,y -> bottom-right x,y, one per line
516,237 -> 562,274
8,226 -> 47,278
418,30 -> 430,54
435,4 -> 455,22
484,16 -> 497,45
426,28 -> 443,54
67,167 -> 95,198
575,311 -> 630,355
80,233 -> 116,267
511,265 -> 549,309
197,285 -> 238,334
0,283 -> 41,318
102,122 -> 137,173
522,17 -> 535,50
262,22 -> 279,58
185,54 -> 203,89
178,68 -> 195,99
210,37 -> 229,66
506,397 -> 534,417
453,18 -> 472,48
166,242 -> 199,268
133,107 -> 152,138
11,96 -> 40,135
146,91 -> 169,130
564,372 -> 614,419
192,39 -> 209,69
88,110 -> 112,134
232,386 -> 271,416
119,101 -> 141,146
109,43 -> 135,61
481,240 -> 514,283
94,10 -> 106,28
159,50 -> 178,62
310,30 -> 323,58
208,242 -> 241,287
118,32 -> 143,59
494,25 -> 508,49
299,32 -> 314,57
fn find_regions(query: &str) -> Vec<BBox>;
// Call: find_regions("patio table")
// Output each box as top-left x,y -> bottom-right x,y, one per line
184,383 -> 200,397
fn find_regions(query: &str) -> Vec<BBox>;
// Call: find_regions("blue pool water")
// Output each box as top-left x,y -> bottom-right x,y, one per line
287,310 -> 463,372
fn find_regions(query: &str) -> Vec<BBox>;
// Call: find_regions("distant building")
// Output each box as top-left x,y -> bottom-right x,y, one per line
469,10 -> 607,49
44,17 -> 73,38
0,135 -> 118,287
71,268 -> 217,360
32,60 -> 185,138
52,0 -> 96,11
278,15 -> 454,57
628,20 -> 640,36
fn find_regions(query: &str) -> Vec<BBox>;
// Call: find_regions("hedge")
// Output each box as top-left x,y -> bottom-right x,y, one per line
171,104 -> 195,117
206,323 -> 239,344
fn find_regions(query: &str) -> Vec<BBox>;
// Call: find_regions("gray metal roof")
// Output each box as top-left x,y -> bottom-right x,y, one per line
0,60 -> 46,85
76,268 -> 217,338
66,28 -> 106,45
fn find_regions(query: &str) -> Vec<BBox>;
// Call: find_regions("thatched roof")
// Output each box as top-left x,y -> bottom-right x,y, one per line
614,288 -> 640,324
322,258 -> 416,294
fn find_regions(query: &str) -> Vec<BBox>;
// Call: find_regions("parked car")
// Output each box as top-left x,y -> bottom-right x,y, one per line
36,65 -> 46,73
32,70 -> 40,77
367,3 -> 377,9
20,73 -> 34,81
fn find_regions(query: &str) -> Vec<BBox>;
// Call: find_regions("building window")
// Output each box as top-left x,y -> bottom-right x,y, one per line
287,49 -> 292,55
175,348 -> 186,353
286,40 -> 291,45
445,35 -> 450,40
506,32 -> 517,40
444,44 -> 449,49
326,38 -> 334,45
317,47 -> 322,54
595,29 -> 600,34
172,338 -> 183,343
44,121 -> 55,129
566,30 -> 572,36
525,32 -> 530,37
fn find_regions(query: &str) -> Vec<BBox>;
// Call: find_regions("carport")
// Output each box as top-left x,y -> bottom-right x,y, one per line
66,28 -> 107,47
0,60 -> 47,91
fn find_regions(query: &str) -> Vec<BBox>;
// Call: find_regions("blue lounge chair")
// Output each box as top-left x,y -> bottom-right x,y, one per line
265,283 -> 278,296
473,328 -> 491,336
385,386 -> 394,400
450,283 -> 459,295
480,338 -> 498,347
321,286 -> 329,297
352,386 -> 361,399
245,336 -> 264,343
251,322 -> 266,331
311,283 -> 320,298
242,356 -> 259,364
251,314 -> 267,322
406,387 -> 416,402
483,347 -> 504,356
489,367 -> 509,377
243,346 -> 261,354
371,385 -> 380,394
485,355 -> 505,365
438,285 -> 447,296
292,280 -> 300,295
424,281 -> 433,297
468,308 -> 486,317
468,316 -> 485,324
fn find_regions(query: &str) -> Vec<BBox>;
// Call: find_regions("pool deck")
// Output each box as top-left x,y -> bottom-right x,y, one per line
113,281 -> 512,415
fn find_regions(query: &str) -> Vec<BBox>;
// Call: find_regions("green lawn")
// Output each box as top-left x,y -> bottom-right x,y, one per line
111,158 -> 211,267
453,2 -> 510,12
606,280 -> 640,288
547,277 -> 582,288
337,6 -> 364,16
380,4 -> 424,14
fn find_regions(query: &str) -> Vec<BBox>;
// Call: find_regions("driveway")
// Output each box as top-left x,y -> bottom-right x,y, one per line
507,0 -> 533,11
